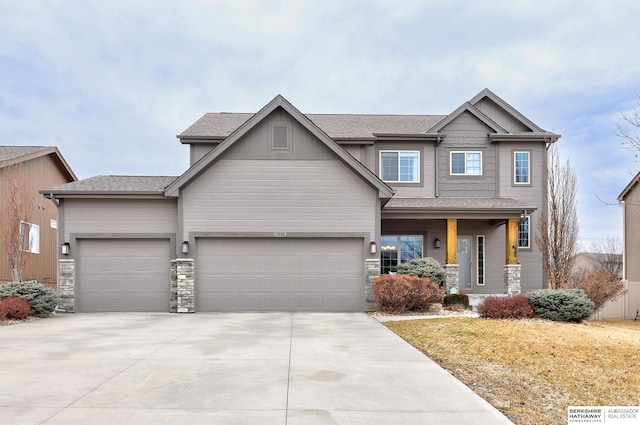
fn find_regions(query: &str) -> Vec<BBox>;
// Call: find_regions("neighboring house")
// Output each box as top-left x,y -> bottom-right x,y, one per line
571,251 -> 622,278
41,89 -> 559,313
0,146 -> 77,288
611,173 -> 640,319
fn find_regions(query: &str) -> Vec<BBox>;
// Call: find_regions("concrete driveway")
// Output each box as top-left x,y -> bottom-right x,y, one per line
0,313 -> 513,425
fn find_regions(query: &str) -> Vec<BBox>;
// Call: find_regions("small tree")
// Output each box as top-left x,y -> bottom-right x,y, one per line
0,164 -> 33,281
535,146 -> 578,289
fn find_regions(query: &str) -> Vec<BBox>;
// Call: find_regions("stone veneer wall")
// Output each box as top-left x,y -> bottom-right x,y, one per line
504,264 -> 522,294
171,259 -> 195,313
365,258 -> 380,311
58,259 -> 76,312
445,264 -> 460,294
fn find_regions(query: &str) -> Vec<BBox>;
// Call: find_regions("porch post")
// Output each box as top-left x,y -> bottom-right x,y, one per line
504,218 -> 521,294
445,218 -> 459,294
505,218 -> 519,265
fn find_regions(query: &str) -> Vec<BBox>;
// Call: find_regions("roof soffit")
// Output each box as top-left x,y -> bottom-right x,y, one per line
165,95 -> 394,198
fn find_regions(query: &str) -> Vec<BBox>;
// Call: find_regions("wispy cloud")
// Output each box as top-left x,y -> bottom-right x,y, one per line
1,0 -> 640,244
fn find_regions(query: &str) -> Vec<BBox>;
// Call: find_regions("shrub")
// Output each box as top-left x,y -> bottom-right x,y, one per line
527,288 -> 594,322
444,293 -> 470,309
396,257 -> 446,285
570,269 -> 626,311
373,274 -> 445,314
0,297 -> 31,320
477,295 -> 536,319
0,281 -> 57,318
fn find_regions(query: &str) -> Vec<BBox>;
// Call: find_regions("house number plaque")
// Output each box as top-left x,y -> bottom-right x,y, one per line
273,232 -> 287,238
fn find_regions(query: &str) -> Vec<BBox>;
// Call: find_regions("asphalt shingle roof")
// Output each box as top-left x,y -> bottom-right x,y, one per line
179,113 -> 446,139
384,197 -> 534,210
0,146 -> 50,164
44,176 -> 178,193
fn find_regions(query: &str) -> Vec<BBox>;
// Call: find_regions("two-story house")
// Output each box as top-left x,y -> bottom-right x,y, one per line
41,89 -> 559,313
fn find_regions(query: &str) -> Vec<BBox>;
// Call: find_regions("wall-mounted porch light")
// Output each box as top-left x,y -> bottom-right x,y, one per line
61,242 -> 70,256
434,238 -> 441,249
181,240 -> 190,255
369,241 -> 377,254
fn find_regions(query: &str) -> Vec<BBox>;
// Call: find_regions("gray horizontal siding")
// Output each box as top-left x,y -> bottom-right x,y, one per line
182,159 -> 377,237
437,111 -> 496,197
63,199 -> 177,240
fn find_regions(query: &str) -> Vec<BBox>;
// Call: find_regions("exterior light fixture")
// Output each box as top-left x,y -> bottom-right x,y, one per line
181,240 -> 190,255
61,242 -> 70,256
369,241 -> 377,254
434,238 -> 441,249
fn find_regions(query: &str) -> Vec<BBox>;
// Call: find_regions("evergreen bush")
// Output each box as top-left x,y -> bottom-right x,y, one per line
396,257 -> 446,285
0,281 -> 57,318
527,288 -> 594,322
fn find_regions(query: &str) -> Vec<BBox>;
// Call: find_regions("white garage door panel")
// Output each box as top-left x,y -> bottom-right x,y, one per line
197,238 -> 364,312
77,239 -> 170,312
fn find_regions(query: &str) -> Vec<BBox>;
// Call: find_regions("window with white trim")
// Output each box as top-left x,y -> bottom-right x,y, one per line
514,151 -> 530,184
518,216 -> 530,248
477,235 -> 485,285
19,221 -> 40,254
380,235 -> 423,274
380,151 -> 420,183
450,151 -> 482,175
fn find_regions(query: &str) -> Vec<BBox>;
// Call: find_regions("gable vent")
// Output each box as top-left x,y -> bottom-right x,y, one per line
271,124 -> 290,150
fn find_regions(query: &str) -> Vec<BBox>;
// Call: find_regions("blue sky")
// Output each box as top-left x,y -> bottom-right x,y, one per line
1,0 -> 639,249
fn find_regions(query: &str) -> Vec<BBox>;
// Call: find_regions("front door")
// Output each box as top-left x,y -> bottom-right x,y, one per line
457,236 -> 472,290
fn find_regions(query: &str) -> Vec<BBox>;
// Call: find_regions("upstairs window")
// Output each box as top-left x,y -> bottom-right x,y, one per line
20,221 -> 40,254
514,151 -> 530,184
380,151 -> 420,183
450,151 -> 482,175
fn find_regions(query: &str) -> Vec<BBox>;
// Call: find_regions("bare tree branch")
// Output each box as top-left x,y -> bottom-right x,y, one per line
535,145 -> 579,289
0,164 -> 33,281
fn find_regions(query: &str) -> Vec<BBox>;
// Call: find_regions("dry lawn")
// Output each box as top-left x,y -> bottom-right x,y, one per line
386,318 -> 640,425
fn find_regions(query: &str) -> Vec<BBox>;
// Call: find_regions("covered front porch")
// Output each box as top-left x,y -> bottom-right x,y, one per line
381,197 -> 537,295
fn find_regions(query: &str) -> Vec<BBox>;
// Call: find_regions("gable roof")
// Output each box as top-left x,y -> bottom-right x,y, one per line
0,145 -> 77,181
618,171 -> 640,201
166,95 -> 395,199
469,88 -> 545,133
40,175 -> 177,198
179,112 -> 445,140
427,101 -> 508,134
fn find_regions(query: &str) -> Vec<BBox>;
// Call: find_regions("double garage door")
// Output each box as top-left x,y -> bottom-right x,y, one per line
76,237 -> 364,312
197,238 -> 364,312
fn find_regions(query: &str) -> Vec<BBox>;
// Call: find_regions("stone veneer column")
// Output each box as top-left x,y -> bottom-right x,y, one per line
58,259 -> 76,312
171,259 -> 195,313
504,264 -> 522,294
445,264 -> 460,294
364,258 -> 380,311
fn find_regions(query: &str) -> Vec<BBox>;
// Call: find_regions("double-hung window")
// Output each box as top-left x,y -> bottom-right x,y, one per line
380,151 -> 420,183
514,151 -> 530,184
450,151 -> 482,175
380,235 -> 423,274
518,216 -> 530,249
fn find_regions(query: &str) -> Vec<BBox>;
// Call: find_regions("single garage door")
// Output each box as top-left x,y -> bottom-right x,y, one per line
77,239 -> 171,312
197,238 -> 364,312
